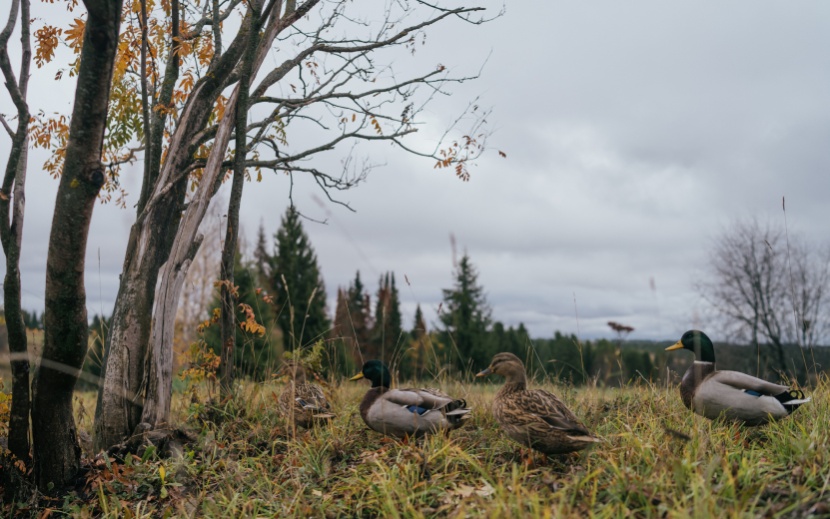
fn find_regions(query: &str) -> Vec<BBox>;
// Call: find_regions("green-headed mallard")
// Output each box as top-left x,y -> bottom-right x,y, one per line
666,330 -> 810,425
349,360 -> 471,438
277,362 -> 335,429
477,352 -> 599,455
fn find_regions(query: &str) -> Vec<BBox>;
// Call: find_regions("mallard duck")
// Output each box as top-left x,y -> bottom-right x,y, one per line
476,352 -> 599,455
349,360 -> 471,438
666,330 -> 810,425
277,362 -> 335,429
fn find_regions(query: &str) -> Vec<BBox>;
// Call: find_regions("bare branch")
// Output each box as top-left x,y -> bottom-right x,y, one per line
0,114 -> 13,138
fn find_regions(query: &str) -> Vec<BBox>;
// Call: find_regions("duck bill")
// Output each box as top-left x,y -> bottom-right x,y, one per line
475,367 -> 492,378
665,340 -> 684,351
349,372 -> 365,381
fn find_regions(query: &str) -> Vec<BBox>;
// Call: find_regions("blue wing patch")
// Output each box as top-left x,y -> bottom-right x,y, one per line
743,390 -> 762,397
405,405 -> 429,415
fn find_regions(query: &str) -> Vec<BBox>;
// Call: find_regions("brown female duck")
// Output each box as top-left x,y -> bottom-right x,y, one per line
277,362 -> 335,429
477,352 -> 599,455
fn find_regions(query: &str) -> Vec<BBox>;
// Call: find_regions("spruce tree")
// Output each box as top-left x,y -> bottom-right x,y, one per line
253,219 -> 270,286
328,288 -> 359,376
412,304 -> 427,340
369,272 -> 403,360
403,304 -> 429,380
346,271 -> 373,356
272,207 -> 330,350
439,252 -> 492,372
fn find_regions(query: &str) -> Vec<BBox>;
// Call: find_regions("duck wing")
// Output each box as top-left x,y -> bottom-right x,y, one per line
709,370 -> 790,396
510,389 -> 591,436
295,383 -> 335,416
383,388 -> 467,413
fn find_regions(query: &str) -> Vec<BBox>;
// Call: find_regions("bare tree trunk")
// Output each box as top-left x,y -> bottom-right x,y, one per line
2,142 -> 29,463
218,174 -> 243,396
0,0 -> 32,474
141,3 -> 282,426
141,234 -> 204,426
31,0 -> 122,493
94,8 -> 253,450
219,4 -> 258,396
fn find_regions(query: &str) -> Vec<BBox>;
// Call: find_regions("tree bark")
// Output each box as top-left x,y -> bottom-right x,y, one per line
140,234 -> 203,426
93,9 -> 254,451
218,173 -> 243,396
31,0 -> 123,493
219,4 -> 258,397
0,0 -> 32,470
2,141 -> 29,464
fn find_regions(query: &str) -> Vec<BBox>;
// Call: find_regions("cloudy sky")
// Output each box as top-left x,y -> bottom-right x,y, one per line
1,1 -> 829,341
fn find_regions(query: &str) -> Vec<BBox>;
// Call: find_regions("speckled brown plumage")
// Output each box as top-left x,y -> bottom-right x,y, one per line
478,352 -> 599,455
277,363 -> 335,429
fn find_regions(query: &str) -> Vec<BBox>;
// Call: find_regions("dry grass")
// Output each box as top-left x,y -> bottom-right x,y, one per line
13,376 -> 830,518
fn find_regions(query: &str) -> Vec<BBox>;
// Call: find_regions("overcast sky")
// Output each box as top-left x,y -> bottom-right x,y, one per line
1,1 -> 829,341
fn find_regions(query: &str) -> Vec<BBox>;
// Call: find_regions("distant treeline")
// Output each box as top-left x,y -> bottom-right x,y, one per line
4,327 -> 820,391
1,313 -> 827,389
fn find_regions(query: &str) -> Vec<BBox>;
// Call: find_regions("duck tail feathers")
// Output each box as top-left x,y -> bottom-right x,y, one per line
775,389 -> 811,414
565,434 -> 601,444
443,399 -> 468,413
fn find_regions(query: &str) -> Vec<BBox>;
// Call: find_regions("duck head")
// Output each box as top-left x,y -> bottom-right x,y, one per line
476,352 -> 527,383
349,360 -> 392,388
666,330 -> 716,363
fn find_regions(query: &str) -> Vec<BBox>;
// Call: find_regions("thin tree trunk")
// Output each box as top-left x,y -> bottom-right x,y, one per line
3,142 -> 30,464
0,0 -> 31,472
219,172 -> 243,396
32,0 -> 122,493
219,4 -> 258,396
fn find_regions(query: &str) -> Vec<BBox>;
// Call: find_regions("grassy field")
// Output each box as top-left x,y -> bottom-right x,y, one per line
11,376 -> 830,518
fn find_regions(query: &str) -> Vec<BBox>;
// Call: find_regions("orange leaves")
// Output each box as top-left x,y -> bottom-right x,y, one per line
179,69 -> 195,94
29,112 -> 70,178
213,279 -> 239,298
238,303 -> 266,337
34,25 -> 61,68
434,134 -> 486,182
171,69 -> 195,106
113,33 -> 137,81
64,18 -> 86,54
305,60 -> 320,84
204,283 -> 266,337
32,12 -> 85,68
177,36 -> 193,61
197,36 -> 215,67
215,94 -> 228,122
30,113 -> 68,150
370,116 -> 382,135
